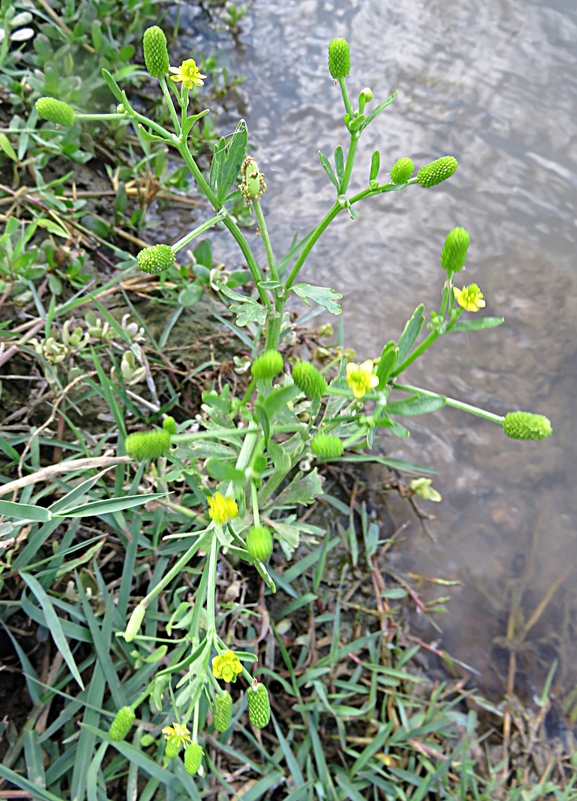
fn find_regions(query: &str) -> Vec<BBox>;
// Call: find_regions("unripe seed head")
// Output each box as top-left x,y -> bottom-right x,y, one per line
246,525 -> 273,562
252,350 -> 283,380
328,38 -> 351,80
109,706 -> 135,741
390,157 -> 414,184
137,244 -> 175,274
184,743 -> 204,774
213,691 -> 233,732
125,430 -> 171,461
165,739 -> 181,759
247,683 -> 270,728
310,434 -> 344,458
143,26 -> 170,77
163,416 -> 177,435
503,411 -> 552,440
440,227 -> 470,276
292,362 -> 328,399
36,98 -> 75,127
417,156 -> 458,188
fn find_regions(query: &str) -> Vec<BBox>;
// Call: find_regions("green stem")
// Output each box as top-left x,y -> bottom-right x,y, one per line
264,302 -> 283,351
75,113 -> 127,121
176,142 -> 269,307
253,199 -> 278,281
235,430 -> 259,472
394,383 -> 505,424
251,482 -> 260,526
192,700 -> 200,742
240,377 -> 257,407
171,423 -> 307,444
338,77 -> 354,118
159,76 -> 181,134
171,213 -> 225,253
141,533 -> 206,608
391,331 -> 440,377
205,534 -> 219,635
285,203 -> 341,289
340,133 -> 359,194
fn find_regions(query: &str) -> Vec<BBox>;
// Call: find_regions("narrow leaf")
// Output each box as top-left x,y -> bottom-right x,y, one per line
20,573 -> 85,689
451,316 -> 504,332
370,150 -> 380,182
334,145 -> 345,182
360,90 -> 398,131
319,151 -> 339,189
397,304 -> 424,365
386,395 -> 445,416
0,500 -> 50,522
376,341 -> 397,389
55,493 -> 165,518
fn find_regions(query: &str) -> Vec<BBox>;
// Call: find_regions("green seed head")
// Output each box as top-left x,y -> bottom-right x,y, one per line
109,707 -> 135,741
310,434 -> 344,458
252,350 -> 283,380
246,525 -> 273,562
213,691 -> 233,732
136,244 -> 175,274
328,38 -> 351,80
503,411 -> 552,441
165,739 -> 181,759
125,430 -> 171,461
390,157 -> 415,184
417,156 -> 458,188
440,227 -> 470,276
143,26 -> 170,78
36,98 -> 75,127
240,157 -> 266,202
163,416 -> 177,435
184,743 -> 204,775
247,683 -> 271,728
292,362 -> 328,399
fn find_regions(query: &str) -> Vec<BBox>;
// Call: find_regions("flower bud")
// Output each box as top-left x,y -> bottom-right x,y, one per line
109,706 -> 135,741
328,38 -> 350,80
124,603 -> 146,642
503,411 -> 552,441
310,434 -> 344,458
36,98 -> 75,127
124,430 -> 171,461
136,244 -> 175,274
417,156 -> 458,188
184,743 -> 204,774
440,227 -> 470,275
252,350 -> 283,380
246,525 -> 273,562
292,362 -> 328,399
390,157 -> 414,184
163,416 -> 177,435
360,86 -> 373,103
165,739 -> 181,758
247,683 -> 270,728
213,691 -> 232,732
143,26 -> 170,78
317,324 -> 333,338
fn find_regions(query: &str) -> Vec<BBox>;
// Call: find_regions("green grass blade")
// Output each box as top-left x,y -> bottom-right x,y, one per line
20,572 -> 85,689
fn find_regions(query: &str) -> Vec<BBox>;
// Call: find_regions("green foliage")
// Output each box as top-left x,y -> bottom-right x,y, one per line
0,19 -> 558,801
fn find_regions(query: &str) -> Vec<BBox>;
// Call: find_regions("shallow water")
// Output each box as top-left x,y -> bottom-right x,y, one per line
183,0 -> 577,697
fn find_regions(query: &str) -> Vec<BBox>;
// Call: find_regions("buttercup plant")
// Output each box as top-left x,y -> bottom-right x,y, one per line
31,31 -> 553,779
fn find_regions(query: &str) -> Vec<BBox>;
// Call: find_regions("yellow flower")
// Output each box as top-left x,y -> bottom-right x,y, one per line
169,59 -> 206,88
346,360 -> 379,399
208,492 -> 238,525
212,650 -> 243,683
453,283 -> 486,312
162,721 -> 191,747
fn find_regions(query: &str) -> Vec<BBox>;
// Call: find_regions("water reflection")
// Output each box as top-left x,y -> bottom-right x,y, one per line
231,0 -> 577,695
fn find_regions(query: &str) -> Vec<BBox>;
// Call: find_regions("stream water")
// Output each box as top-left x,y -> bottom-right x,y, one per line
180,0 -> 577,699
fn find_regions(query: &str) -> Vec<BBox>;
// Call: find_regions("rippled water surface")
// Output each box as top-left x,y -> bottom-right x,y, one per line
185,0 -> 577,695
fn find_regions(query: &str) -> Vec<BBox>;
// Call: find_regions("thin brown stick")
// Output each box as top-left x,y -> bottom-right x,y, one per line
0,454 -> 131,497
